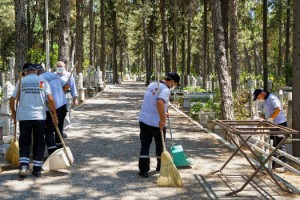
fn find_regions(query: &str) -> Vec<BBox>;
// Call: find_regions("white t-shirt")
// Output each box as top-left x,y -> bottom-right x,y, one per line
40,72 -> 67,109
139,81 -> 170,128
12,74 -> 51,120
263,93 -> 286,124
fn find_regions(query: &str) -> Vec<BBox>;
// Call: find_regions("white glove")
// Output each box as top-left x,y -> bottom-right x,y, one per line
267,118 -> 273,123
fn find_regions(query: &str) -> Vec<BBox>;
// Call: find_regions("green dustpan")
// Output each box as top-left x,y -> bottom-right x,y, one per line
168,118 -> 192,167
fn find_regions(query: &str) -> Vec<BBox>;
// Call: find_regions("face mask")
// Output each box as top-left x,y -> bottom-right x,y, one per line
57,67 -> 64,73
258,99 -> 264,103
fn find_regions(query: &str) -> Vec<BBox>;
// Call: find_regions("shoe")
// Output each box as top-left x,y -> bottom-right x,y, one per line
18,166 -> 28,177
62,133 -> 68,138
139,171 -> 149,178
32,171 -> 42,177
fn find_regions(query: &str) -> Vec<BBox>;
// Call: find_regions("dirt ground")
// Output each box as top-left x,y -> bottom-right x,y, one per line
0,81 -> 300,199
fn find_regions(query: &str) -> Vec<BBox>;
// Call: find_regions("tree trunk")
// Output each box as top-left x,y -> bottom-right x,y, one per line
181,8 -> 186,85
277,0 -> 282,77
111,2 -> 118,84
14,0 -> 27,77
75,0 -> 84,73
229,0 -> 240,93
211,0 -> 234,120
202,0 -> 208,88
220,0 -> 229,61
285,0 -> 291,86
100,0 -> 106,82
58,0 -> 70,66
263,0 -> 268,91
292,0 -> 300,156
89,0 -> 94,67
187,14 -> 191,76
159,0 -> 171,75
244,45 -> 251,73
142,0 -> 150,85
27,0 -> 37,52
172,0 -> 178,72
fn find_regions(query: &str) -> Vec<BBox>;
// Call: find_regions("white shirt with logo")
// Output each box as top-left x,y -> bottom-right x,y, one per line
12,74 -> 51,120
139,81 -> 170,128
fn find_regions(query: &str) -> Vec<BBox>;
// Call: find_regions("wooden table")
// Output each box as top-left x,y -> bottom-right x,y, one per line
213,120 -> 299,196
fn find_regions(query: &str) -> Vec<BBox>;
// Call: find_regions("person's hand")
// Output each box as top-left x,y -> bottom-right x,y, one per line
52,115 -> 59,125
73,98 -> 78,106
11,112 -> 16,123
166,112 -> 170,118
159,119 -> 166,130
267,118 -> 273,123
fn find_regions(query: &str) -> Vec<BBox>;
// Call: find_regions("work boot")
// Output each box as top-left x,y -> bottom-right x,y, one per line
18,166 -> 28,177
139,171 -> 149,178
32,171 -> 42,177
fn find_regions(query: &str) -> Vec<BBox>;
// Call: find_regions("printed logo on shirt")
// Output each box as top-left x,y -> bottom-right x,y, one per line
39,81 -> 44,89
22,81 -> 44,94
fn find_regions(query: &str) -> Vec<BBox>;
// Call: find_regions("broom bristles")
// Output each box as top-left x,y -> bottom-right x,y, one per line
5,140 -> 19,167
158,151 -> 183,187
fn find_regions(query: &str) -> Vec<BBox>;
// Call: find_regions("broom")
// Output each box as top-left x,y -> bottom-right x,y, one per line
157,129 -> 183,187
6,72 -> 22,167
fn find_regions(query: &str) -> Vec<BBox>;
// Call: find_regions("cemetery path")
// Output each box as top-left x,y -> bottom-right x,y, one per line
0,81 -> 300,199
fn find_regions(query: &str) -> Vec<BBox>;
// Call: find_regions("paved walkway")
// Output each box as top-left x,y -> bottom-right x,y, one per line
0,81 -> 300,199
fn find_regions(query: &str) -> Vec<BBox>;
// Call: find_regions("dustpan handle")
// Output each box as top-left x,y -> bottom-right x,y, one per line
168,117 -> 174,147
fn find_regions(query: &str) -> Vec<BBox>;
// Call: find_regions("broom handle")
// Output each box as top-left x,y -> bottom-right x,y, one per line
14,72 -> 23,142
48,107 -> 72,164
65,61 -> 78,87
161,129 -> 166,151
168,117 -> 174,147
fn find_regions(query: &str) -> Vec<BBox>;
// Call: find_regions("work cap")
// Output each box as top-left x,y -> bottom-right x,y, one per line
22,63 -> 35,72
167,72 -> 181,86
34,63 -> 44,70
253,89 -> 263,101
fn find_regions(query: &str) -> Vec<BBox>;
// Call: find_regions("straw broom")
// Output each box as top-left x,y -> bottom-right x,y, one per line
157,129 -> 183,187
6,72 -> 22,167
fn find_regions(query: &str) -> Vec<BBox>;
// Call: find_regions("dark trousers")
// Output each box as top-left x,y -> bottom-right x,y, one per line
45,104 -> 67,154
19,120 -> 46,172
138,122 -> 166,173
271,121 -> 287,165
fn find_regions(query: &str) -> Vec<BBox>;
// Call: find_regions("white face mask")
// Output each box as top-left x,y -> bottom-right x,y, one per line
57,67 -> 65,73
258,99 -> 264,103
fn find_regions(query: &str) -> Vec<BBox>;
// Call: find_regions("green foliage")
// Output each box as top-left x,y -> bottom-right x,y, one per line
28,48 -> 46,64
233,88 -> 250,120
183,86 -> 205,93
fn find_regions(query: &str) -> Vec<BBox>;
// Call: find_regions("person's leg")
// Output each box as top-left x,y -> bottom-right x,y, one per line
138,122 -> 153,176
32,120 -> 46,177
54,105 -> 67,149
19,121 -> 32,176
63,97 -> 72,137
154,127 -> 166,171
44,111 -> 57,155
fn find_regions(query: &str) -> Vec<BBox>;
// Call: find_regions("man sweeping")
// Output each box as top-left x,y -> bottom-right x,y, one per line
10,63 -> 58,178
138,72 -> 180,178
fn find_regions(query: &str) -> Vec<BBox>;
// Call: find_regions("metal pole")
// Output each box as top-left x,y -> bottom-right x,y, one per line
45,0 -> 50,71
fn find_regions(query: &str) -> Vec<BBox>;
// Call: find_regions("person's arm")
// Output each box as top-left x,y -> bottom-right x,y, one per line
47,94 -> 58,125
269,107 -> 281,119
157,99 -> 166,130
9,96 -> 16,122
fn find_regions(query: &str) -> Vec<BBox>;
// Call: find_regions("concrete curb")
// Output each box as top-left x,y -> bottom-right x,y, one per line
170,103 -> 300,194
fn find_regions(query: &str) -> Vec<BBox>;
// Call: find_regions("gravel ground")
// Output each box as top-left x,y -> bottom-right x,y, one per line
0,81 -> 300,199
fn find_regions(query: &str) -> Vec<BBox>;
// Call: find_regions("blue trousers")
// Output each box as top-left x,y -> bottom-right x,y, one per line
138,122 -> 166,173
19,120 -> 45,172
